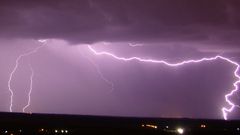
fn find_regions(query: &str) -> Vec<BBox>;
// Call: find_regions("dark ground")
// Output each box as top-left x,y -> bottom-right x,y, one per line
0,112 -> 239,135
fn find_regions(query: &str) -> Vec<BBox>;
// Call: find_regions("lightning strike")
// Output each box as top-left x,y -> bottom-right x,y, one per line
80,52 -> 114,92
87,45 -> 240,120
22,64 -> 34,112
8,40 -> 46,112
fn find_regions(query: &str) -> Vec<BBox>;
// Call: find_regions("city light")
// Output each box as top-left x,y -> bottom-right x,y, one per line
141,124 -> 158,129
200,124 -> 206,128
176,128 -> 184,134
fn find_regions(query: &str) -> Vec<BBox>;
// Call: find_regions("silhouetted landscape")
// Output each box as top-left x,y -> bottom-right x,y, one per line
0,112 -> 239,135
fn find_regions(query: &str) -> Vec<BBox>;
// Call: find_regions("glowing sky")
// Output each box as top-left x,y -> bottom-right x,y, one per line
0,0 -> 240,119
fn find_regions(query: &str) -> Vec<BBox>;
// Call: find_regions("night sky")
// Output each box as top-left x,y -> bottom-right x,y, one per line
0,0 -> 240,119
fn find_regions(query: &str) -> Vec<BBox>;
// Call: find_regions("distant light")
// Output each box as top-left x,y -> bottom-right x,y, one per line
61,130 -> 64,133
19,129 -> 22,132
177,128 -> 184,134
166,126 -> 169,129
40,128 -> 44,132
55,130 -> 58,133
141,124 -> 145,127
200,124 -> 206,128
65,130 -> 68,133
145,124 -> 158,129
237,128 -> 240,131
4,131 -> 8,133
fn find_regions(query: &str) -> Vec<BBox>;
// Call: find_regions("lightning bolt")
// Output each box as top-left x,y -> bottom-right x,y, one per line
87,45 -> 240,120
80,52 -> 114,93
8,40 -> 46,112
22,64 -> 34,113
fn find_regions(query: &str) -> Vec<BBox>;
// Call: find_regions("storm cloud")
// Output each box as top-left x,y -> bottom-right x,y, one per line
0,0 -> 240,50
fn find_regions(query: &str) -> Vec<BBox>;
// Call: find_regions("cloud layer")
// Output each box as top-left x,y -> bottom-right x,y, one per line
0,0 -> 240,49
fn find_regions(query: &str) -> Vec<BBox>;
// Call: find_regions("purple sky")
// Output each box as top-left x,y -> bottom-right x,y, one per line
0,0 -> 240,119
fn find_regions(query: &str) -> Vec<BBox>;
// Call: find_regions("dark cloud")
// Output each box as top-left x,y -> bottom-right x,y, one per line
0,0 -> 240,49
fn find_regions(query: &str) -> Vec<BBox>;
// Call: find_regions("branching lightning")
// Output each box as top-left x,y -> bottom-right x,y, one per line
80,52 -> 114,92
87,45 -> 240,120
8,40 -> 46,112
22,64 -> 34,112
